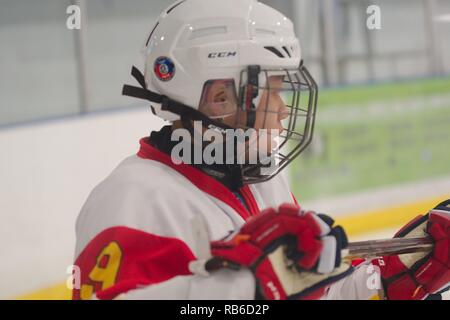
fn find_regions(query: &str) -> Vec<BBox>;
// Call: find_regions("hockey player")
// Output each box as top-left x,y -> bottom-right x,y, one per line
73,0 -> 450,300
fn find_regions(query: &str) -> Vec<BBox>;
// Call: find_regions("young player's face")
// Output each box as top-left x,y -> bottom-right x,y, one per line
198,75 -> 289,133
217,75 -> 289,131
194,76 -> 290,161
248,75 -> 289,155
254,75 -> 289,132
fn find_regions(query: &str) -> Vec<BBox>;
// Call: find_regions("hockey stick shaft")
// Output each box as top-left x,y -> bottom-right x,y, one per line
344,236 -> 433,261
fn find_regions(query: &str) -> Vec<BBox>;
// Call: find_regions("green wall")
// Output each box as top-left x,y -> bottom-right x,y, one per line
290,77 -> 450,201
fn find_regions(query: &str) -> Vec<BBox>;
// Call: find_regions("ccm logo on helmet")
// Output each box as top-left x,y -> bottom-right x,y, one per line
208,52 -> 237,58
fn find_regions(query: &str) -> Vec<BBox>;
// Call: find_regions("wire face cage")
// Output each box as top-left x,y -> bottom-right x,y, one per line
236,63 -> 319,184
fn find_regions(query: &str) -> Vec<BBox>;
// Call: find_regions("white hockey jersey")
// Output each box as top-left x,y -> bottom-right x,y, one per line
73,138 -> 381,300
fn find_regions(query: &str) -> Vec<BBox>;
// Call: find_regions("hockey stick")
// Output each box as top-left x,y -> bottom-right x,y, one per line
189,216 -> 434,274
343,236 -> 433,261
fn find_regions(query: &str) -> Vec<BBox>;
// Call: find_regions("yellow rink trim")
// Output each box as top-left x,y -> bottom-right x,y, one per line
16,283 -> 72,300
15,194 -> 449,300
335,194 -> 449,236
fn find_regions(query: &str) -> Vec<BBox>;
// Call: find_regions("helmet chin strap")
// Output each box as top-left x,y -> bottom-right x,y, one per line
123,65 -> 265,132
122,66 -> 234,134
122,65 -> 251,189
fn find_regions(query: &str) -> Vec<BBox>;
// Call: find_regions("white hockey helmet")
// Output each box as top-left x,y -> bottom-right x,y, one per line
123,0 -> 318,184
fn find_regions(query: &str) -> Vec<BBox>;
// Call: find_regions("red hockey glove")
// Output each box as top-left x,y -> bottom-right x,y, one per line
373,199 -> 450,300
205,203 -> 353,300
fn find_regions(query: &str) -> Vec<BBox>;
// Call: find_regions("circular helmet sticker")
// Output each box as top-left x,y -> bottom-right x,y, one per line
154,56 -> 175,81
